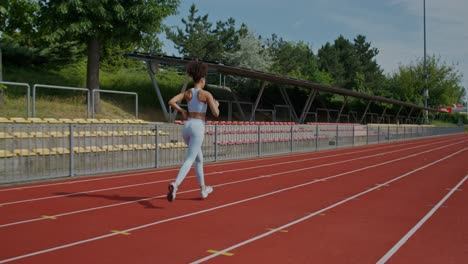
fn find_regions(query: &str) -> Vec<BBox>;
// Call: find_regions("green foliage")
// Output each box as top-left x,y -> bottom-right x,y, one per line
266,35 -> 329,84
39,0 -> 180,45
434,112 -> 468,125
388,55 -> 465,107
317,35 -> 384,93
100,66 -> 185,107
224,29 -> 272,71
165,3 -> 247,62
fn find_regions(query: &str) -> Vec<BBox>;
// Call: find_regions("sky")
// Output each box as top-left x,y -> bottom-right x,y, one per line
161,0 -> 468,102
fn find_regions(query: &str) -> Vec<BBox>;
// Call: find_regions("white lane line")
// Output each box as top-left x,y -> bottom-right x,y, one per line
0,140 -> 465,228
0,137 -> 460,206
376,174 -> 468,264
0,135 -> 452,192
190,148 -> 468,264
0,147 -> 465,264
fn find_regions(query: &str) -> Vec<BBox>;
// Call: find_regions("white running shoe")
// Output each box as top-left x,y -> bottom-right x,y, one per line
201,186 -> 213,199
167,182 -> 177,202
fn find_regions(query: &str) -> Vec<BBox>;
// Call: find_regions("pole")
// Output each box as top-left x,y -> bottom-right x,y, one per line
423,0 -> 429,124
0,48 -> 3,81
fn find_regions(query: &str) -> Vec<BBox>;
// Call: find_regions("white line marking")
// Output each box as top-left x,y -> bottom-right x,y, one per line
0,135 -> 455,192
0,137 -> 460,206
0,147 -> 465,264
190,149 -> 467,264
0,140 -> 465,228
376,175 -> 468,264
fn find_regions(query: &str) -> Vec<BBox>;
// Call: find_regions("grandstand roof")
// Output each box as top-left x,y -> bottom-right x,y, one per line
127,52 -> 439,113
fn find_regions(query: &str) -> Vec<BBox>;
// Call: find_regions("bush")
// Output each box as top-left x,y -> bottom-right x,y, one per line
435,112 -> 468,125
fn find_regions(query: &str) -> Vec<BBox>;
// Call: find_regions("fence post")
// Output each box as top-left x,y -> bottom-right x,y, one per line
352,125 -> 355,146
366,125 -> 369,145
290,125 -> 294,152
155,124 -> 159,168
336,125 -> 339,148
69,124 -> 75,177
315,125 -> 319,151
214,125 -> 218,162
377,126 -> 380,143
388,126 -> 390,142
257,125 -> 261,157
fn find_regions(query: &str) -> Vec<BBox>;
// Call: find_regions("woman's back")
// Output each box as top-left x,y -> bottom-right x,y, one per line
187,88 -> 207,113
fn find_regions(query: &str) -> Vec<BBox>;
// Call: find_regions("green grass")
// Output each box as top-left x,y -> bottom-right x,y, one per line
1,63 -> 187,121
431,120 -> 457,127
0,95 -> 164,120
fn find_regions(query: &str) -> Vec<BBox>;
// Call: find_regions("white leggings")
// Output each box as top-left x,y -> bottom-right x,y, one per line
174,118 -> 206,187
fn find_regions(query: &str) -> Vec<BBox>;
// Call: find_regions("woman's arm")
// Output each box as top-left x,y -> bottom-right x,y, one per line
168,93 -> 187,119
205,92 -> 219,118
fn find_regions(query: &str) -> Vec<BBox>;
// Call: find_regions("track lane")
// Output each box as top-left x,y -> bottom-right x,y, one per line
0,136 -> 462,226
0,135 -> 460,201
0,136 -> 464,262
384,174 -> 468,264
191,145 -> 467,263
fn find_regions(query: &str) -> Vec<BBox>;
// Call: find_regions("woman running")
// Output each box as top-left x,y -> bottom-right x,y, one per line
167,60 -> 220,202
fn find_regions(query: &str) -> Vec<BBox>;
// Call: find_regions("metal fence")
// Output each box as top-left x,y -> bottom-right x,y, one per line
0,123 -> 464,184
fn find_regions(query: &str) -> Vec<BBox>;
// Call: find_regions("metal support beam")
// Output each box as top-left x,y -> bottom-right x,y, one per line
250,81 -> 267,121
395,106 -> 403,124
360,101 -> 372,124
379,106 -> 388,124
407,107 -> 414,119
169,75 -> 190,122
279,87 -> 299,122
146,61 -> 169,121
299,89 -> 317,124
230,88 -> 246,121
416,109 -> 424,124
335,96 -> 348,123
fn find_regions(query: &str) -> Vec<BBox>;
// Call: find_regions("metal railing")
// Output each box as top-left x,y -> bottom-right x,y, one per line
0,81 -> 31,117
0,123 -> 463,184
91,89 -> 138,119
32,84 -> 90,118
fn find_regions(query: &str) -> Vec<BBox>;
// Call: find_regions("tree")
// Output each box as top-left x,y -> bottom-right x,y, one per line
224,30 -> 272,72
37,0 -> 179,112
165,3 -> 247,62
318,35 -> 384,93
266,34 -> 330,84
388,55 -> 465,107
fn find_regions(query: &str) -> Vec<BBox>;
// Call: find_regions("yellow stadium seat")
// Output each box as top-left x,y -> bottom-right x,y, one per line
73,146 -> 102,153
123,119 -> 140,124
32,148 -> 54,155
10,117 -> 31,123
51,148 -> 70,154
0,150 -> 14,158
12,132 -> 30,138
49,131 -> 69,137
29,131 -> 50,138
111,119 -> 127,124
102,145 -> 118,152
43,118 -> 62,124
72,118 -> 90,124
58,118 -> 76,123
14,149 -> 36,156
0,132 -> 13,139
98,119 -> 114,124
135,119 -> 150,124
86,118 -> 102,124
0,117 -> 13,123
27,118 -> 47,123
114,144 -> 131,150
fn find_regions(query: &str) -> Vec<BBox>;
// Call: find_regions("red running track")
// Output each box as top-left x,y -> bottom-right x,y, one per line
0,134 -> 467,263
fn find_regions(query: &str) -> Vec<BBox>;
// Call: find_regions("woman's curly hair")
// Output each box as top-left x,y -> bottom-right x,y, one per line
186,59 -> 208,83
